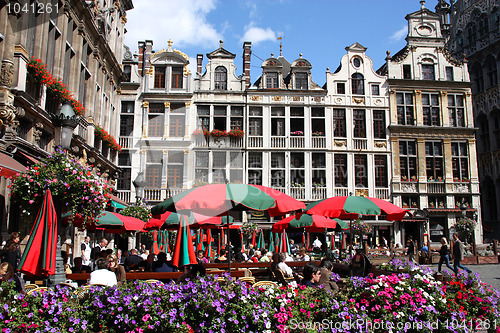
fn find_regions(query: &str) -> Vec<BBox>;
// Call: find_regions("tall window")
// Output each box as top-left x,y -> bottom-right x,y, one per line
295,73 -> 308,89
354,154 -> 368,188
396,92 -> 414,125
230,152 -> 244,183
290,107 -> 304,136
374,155 -> 387,187
214,66 -> 227,90
478,116 -> 490,153
373,110 -> 386,139
466,22 -> 477,45
473,63 -> 484,93
249,107 -> 263,136
117,168 -> 131,190
197,105 -> 210,130
171,67 -> 183,88
422,64 -> 435,80
445,67 -> 454,81
337,82 -> 345,94
486,57 -> 498,88
422,93 -> 440,126
154,66 -> 166,88
271,152 -> 285,188
351,73 -> 364,95
425,141 -> 443,181
403,65 -> 411,79
478,15 -> 489,36
334,154 -> 347,187
271,107 -> 285,136
451,142 -> 469,181
248,152 -> 262,185
290,152 -> 305,187
169,103 -> 185,137
333,109 -> 346,137
371,84 -> 380,96
213,106 -> 227,131
195,152 -> 209,184
146,151 -> 163,188
230,106 -> 243,131
167,152 -> 184,188
120,102 -> 134,137
399,141 -> 417,181
448,94 -> 465,127
311,107 -> 325,136
63,20 -> 75,86
148,103 -> 164,137
212,152 -> 226,184
312,153 -> 326,187
353,109 -> 366,138
266,72 -> 279,89
123,65 -> 131,82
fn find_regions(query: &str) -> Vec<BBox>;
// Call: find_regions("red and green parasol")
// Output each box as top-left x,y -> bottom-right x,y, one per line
18,190 -> 57,276
306,196 -> 408,221
151,230 -> 160,255
172,214 -> 197,267
69,211 -> 145,233
272,214 -> 348,233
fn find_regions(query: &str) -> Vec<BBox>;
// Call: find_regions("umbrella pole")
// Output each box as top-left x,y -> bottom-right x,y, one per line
226,211 -> 231,273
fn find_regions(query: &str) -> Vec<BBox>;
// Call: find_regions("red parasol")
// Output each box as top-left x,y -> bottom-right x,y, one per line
171,214 -> 197,267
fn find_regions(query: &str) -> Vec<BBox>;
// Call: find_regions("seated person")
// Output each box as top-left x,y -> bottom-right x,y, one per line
152,252 -> 177,272
349,249 -> 371,277
276,252 -> 294,278
214,249 -> 229,263
289,239 -> 298,255
259,252 -> 273,263
107,254 -> 126,285
297,247 -> 311,262
0,262 -> 23,292
72,257 -> 91,273
89,258 -> 117,286
197,250 -> 209,264
177,264 -> 206,283
317,259 -> 339,292
300,263 -> 321,288
124,248 -> 144,272
138,253 -> 155,272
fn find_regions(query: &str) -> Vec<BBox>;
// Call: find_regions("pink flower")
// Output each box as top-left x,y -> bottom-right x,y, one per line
142,314 -> 150,322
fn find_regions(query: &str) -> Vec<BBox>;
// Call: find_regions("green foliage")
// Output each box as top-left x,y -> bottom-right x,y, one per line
120,203 -> 151,222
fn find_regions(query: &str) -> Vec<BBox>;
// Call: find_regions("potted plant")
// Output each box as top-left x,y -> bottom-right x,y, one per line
290,130 -> 304,136
210,129 -> 228,137
228,128 -> 245,139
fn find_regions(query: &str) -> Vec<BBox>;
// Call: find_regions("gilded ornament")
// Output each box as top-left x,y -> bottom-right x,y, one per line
374,141 -> 387,148
142,101 -> 149,108
355,189 -> 368,197
185,102 -> 191,107
334,140 -> 347,147
352,97 -> 365,104
164,102 -> 170,108
415,90 -> 422,95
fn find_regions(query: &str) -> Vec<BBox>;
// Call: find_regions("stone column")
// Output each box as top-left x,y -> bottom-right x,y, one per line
163,102 -> 170,138
142,101 -> 149,138
414,90 -> 422,126
440,91 -> 449,127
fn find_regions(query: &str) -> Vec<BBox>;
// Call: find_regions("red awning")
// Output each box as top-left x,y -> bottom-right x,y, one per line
17,151 -> 40,164
0,152 -> 25,178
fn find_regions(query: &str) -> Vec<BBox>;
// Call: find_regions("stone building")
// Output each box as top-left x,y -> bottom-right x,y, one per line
378,1 -> 482,244
442,0 -> 500,241
0,0 -> 133,246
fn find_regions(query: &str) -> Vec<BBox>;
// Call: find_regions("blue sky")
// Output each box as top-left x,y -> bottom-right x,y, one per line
125,0 -> 438,85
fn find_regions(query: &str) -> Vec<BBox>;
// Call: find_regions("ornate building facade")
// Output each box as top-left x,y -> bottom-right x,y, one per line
0,0 -> 133,243
379,1 -> 482,244
443,0 -> 500,241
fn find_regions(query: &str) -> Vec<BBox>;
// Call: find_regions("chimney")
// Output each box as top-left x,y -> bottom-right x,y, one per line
138,41 -> 145,76
197,54 -> 203,76
144,40 -> 154,73
243,42 -> 252,88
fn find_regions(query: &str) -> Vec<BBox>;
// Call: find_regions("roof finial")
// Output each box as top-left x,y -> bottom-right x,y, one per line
167,39 -> 173,51
271,53 -> 274,57
420,0 -> 425,9
299,53 -> 303,58
277,36 -> 283,56
219,40 -> 224,48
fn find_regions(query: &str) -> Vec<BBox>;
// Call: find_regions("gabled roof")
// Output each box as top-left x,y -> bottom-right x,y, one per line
207,41 -> 236,60
345,42 -> 367,52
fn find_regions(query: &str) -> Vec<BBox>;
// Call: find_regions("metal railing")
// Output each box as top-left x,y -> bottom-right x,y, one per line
311,187 -> 327,200
290,137 -> 305,148
289,187 -> 306,200
311,137 -> 326,149
353,139 -> 367,150
375,188 -> 390,199
271,136 -> 286,148
335,187 -> 349,196
248,136 -> 263,148
119,136 -> 134,149
427,182 -> 445,194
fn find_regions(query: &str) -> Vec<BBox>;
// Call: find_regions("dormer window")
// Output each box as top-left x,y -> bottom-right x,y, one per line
154,66 -> 165,88
266,72 -> 279,89
351,73 -> 364,95
171,67 -> 183,88
214,66 -> 227,90
295,73 -> 308,89
422,64 -> 435,80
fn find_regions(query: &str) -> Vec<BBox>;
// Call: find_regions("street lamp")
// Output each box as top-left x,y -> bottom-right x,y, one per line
50,101 -> 79,286
133,172 -> 146,203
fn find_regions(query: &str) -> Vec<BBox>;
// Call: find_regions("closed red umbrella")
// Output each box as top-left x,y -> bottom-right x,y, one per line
172,214 -> 197,267
151,231 -> 160,255
251,230 -> 256,248
204,229 -> 213,258
18,190 -> 57,276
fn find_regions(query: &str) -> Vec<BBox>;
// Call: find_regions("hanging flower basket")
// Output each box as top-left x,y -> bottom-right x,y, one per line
350,218 -> 372,235
95,125 -> 122,152
9,148 -> 111,223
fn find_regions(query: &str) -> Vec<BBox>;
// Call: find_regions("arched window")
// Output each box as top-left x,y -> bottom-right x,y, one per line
486,56 -> 498,88
351,73 -> 364,95
472,63 -> 484,93
482,177 -> 497,221
466,22 -> 477,45
477,114 -> 490,153
478,15 -> 489,36
214,66 -> 227,90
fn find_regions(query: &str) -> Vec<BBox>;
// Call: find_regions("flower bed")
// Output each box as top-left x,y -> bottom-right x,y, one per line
1,260 -> 499,332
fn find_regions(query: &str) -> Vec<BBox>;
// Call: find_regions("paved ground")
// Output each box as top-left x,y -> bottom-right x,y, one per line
425,263 -> 500,291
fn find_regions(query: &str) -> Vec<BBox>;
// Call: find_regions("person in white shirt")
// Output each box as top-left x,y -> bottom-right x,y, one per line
89,258 -> 117,287
312,237 -> 322,252
297,247 -> 311,261
277,253 -> 294,278
81,236 -> 92,266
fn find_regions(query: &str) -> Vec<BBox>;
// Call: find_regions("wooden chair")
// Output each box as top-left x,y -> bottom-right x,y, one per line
273,269 -> 294,286
238,277 -> 255,285
145,279 -> 164,286
56,283 -> 77,291
252,281 -> 278,289
24,284 -> 39,292
26,287 -> 49,296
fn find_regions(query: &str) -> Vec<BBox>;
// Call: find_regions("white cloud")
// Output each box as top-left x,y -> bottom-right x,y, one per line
240,22 -> 277,45
125,0 -> 222,52
389,25 -> 407,43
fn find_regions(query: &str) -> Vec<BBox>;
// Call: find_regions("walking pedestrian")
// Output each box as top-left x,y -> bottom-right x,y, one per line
406,236 -> 416,263
81,236 -> 92,266
452,233 -> 472,275
436,237 -> 454,273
